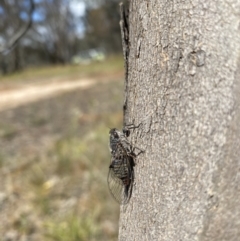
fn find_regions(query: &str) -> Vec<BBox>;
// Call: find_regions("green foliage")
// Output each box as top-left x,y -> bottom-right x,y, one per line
0,123 -> 18,140
45,215 -> 99,241
0,153 -> 4,168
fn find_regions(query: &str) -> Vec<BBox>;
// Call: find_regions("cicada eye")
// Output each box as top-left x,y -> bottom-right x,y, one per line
113,132 -> 119,138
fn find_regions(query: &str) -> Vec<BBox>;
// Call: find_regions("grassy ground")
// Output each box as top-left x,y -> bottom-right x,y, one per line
0,55 -> 124,86
0,56 -> 124,241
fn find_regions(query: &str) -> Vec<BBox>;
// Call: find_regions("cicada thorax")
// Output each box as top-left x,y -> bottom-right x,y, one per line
109,128 -> 131,154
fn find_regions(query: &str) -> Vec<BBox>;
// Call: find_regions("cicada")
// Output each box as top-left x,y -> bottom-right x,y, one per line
108,126 -> 142,204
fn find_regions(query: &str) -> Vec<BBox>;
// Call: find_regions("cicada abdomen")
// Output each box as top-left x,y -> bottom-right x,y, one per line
108,154 -> 134,204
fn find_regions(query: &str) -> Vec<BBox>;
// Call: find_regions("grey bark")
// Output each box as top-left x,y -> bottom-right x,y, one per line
119,1 -> 240,241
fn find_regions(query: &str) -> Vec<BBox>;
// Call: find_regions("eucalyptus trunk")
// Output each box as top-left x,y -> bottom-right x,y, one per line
119,1 -> 240,240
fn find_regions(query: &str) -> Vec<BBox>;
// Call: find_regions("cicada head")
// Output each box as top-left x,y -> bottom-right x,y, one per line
109,128 -> 121,154
109,128 -> 118,137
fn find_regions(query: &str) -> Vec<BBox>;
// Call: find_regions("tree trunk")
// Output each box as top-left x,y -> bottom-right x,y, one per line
12,45 -> 22,72
119,1 -> 240,241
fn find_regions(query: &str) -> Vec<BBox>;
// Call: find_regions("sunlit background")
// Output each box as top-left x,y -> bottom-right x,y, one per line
0,0 -> 126,240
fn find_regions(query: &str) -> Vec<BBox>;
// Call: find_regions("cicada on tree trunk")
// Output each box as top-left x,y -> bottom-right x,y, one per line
108,125 -> 143,204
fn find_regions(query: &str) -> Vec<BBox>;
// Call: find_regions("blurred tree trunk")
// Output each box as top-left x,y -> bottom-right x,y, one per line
12,45 -> 22,72
119,1 -> 240,240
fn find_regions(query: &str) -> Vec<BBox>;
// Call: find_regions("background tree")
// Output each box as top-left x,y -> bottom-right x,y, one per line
119,1 -> 240,240
0,0 -> 34,73
0,0 -> 124,75
84,0 -> 125,53
31,0 -> 76,64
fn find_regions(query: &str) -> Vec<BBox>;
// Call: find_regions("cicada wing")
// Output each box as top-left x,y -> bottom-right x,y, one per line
107,155 -> 134,204
107,166 -> 124,203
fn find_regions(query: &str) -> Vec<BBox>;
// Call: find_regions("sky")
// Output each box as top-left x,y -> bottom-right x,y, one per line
32,0 -> 86,36
69,0 -> 86,18
0,0 -> 86,21
31,0 -> 86,21
69,0 -> 86,36
0,0 -> 87,40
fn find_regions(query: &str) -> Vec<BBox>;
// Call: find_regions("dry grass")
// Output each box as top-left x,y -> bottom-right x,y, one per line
0,56 -> 124,241
0,55 -> 124,85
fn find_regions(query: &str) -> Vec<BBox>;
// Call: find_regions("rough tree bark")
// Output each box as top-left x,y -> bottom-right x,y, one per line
119,1 -> 240,241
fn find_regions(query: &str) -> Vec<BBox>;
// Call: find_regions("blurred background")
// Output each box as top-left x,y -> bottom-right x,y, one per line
0,0 -> 126,240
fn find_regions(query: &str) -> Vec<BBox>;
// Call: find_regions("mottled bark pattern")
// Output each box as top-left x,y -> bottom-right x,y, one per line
119,2 -> 130,125
119,1 -> 240,241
